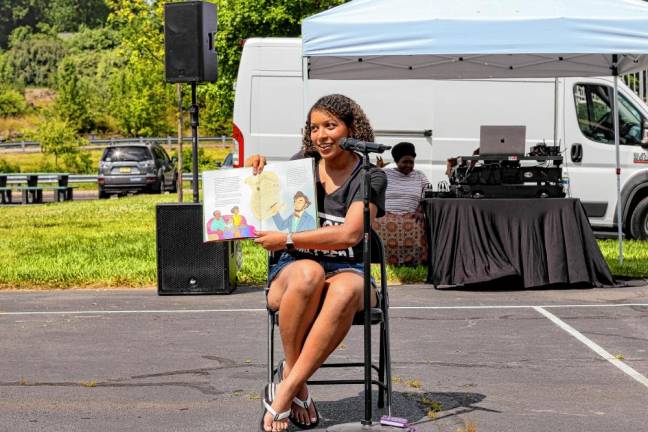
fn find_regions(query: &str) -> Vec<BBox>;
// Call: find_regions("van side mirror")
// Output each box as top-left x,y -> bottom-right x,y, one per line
642,120 -> 648,148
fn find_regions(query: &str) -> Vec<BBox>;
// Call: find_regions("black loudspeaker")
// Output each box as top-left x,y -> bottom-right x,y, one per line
164,1 -> 218,83
156,203 -> 239,295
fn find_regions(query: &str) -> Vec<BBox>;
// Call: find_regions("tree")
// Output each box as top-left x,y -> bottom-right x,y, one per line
1,33 -> 67,87
53,57 -> 94,132
32,117 -> 85,169
108,59 -> 173,136
44,0 -> 110,32
0,0 -> 47,49
105,0 -> 345,134
0,86 -> 29,117
104,0 -> 173,136
0,0 -> 109,49
210,0 -> 346,119
65,26 -> 118,54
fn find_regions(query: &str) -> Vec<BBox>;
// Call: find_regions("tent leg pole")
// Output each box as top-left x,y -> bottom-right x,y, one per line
613,73 -> 623,265
553,77 -> 559,146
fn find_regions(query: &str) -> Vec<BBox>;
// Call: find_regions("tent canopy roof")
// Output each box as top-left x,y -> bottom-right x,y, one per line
302,0 -> 648,79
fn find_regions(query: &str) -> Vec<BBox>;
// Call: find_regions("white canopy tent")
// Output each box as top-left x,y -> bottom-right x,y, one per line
302,0 -> 648,261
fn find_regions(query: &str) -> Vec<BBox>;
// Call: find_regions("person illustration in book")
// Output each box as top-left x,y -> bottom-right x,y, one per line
230,206 -> 254,238
246,94 -> 387,432
206,210 -> 226,240
270,191 -> 316,233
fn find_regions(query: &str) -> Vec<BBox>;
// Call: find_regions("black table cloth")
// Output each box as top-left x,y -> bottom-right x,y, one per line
424,198 -> 614,288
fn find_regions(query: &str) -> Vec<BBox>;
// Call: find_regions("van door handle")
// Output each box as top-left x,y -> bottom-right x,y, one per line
570,143 -> 583,163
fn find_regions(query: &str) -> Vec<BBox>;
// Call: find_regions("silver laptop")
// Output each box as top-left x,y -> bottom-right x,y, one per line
479,125 -> 526,157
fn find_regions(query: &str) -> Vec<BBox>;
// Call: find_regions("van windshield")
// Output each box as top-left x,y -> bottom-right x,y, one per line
574,84 -> 645,145
103,147 -> 151,162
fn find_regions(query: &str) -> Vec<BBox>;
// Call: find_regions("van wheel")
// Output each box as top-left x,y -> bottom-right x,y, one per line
169,174 -> 178,193
629,196 -> 648,240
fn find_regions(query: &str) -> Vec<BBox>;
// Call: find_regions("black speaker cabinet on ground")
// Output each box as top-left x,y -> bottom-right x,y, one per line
156,203 -> 239,295
164,1 -> 218,83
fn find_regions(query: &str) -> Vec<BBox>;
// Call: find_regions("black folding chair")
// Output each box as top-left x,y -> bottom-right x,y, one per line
266,232 -> 392,412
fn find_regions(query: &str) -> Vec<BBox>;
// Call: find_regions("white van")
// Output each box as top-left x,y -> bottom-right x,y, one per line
232,38 -> 648,239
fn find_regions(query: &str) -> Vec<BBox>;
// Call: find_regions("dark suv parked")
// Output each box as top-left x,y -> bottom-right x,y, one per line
98,143 -> 177,198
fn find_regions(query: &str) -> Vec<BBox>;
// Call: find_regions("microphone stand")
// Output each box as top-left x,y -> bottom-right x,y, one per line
328,150 -> 390,431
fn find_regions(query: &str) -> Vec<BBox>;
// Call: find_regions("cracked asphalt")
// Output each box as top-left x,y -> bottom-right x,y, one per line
1,283 -> 648,432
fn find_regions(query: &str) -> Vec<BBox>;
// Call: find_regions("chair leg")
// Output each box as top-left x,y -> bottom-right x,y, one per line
267,312 -> 275,384
383,311 -> 393,416
378,321 -> 385,409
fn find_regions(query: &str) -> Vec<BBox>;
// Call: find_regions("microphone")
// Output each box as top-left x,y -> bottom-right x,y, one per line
339,137 -> 391,154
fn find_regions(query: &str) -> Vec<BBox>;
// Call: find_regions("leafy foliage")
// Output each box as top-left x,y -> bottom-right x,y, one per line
43,0 -> 110,32
108,60 -> 174,136
64,26 -> 118,54
1,34 -> 67,87
105,0 -> 345,135
0,0 -> 109,49
31,117 -> 87,169
0,86 -> 29,117
53,57 -> 94,132
211,0 -> 346,119
0,158 -> 21,173
105,0 -> 173,136
169,146 -> 219,173
0,0 -> 46,49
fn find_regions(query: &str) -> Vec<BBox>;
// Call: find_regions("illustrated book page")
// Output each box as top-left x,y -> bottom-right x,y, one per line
202,158 -> 318,242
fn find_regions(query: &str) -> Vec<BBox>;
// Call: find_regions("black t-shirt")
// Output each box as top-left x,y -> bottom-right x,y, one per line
291,151 -> 387,263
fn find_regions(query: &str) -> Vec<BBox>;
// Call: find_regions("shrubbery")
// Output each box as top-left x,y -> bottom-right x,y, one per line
0,86 -> 29,117
54,57 -> 95,132
1,33 -> 67,87
0,158 -> 21,173
30,117 -> 87,169
108,58 -> 174,137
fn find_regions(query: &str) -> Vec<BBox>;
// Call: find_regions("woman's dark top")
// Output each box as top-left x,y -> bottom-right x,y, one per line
290,150 -> 387,263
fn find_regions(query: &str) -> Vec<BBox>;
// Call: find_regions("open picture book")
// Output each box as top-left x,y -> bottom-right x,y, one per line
202,158 -> 318,242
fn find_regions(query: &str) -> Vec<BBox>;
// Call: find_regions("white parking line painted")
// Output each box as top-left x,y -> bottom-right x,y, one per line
0,308 -> 267,315
393,303 -> 648,310
534,306 -> 648,390
0,303 -> 646,316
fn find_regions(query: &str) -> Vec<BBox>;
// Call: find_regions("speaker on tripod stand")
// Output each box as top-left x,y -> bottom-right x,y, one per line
157,2 -> 234,295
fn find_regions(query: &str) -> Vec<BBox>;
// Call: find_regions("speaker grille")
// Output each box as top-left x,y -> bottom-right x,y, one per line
164,1 -> 218,83
156,203 -> 236,295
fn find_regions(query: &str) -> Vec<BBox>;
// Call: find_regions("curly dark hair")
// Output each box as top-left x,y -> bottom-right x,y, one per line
301,94 -> 374,157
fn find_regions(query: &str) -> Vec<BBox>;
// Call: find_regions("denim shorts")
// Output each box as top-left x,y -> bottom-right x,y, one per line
268,252 -> 374,285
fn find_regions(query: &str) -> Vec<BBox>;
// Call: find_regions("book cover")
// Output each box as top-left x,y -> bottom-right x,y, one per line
202,159 -> 318,242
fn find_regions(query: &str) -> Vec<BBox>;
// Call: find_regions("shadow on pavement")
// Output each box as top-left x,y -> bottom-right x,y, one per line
314,390 -> 488,429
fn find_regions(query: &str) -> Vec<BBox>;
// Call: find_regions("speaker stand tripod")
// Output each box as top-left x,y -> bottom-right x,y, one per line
189,82 -> 200,203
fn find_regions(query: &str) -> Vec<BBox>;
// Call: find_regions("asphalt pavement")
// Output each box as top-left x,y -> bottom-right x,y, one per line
1,283 -> 648,432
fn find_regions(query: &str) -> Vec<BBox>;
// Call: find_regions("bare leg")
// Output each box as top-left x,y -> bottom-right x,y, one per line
265,270 -> 376,431
264,259 -> 325,431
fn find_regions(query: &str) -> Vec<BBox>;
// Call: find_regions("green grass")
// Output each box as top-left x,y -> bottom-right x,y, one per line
0,145 -> 230,174
598,240 -> 648,279
0,195 -> 646,289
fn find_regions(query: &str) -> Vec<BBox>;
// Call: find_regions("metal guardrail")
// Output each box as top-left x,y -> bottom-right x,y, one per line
5,173 -> 202,184
0,136 -> 233,150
